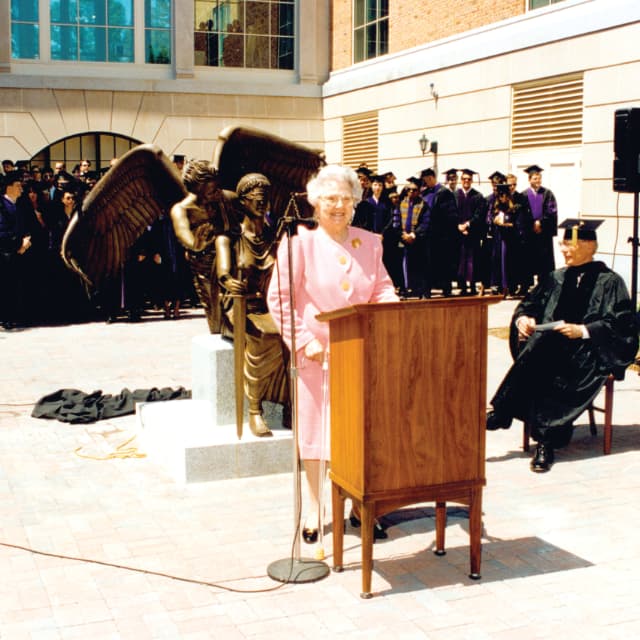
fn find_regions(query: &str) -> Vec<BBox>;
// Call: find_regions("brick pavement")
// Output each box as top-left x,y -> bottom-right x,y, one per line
1,303 -> 639,639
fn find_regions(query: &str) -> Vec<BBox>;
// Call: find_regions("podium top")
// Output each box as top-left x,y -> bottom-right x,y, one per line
316,295 -> 502,323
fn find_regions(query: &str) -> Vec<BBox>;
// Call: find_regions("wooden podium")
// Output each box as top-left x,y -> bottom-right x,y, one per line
317,296 -> 499,597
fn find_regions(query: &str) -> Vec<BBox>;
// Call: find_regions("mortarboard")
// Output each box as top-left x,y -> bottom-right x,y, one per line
442,168 -> 458,177
406,176 -> 421,188
383,171 -> 396,180
420,168 -> 436,178
524,164 -> 544,175
172,154 -> 185,163
370,174 -> 385,183
488,171 -> 506,183
496,184 -> 510,196
559,218 -> 604,244
460,168 -> 477,176
356,166 -> 372,177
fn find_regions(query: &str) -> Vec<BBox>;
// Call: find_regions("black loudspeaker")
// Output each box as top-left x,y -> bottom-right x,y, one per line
613,107 -> 640,193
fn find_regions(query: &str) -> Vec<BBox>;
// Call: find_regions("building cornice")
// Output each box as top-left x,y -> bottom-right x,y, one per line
0,66 -> 323,98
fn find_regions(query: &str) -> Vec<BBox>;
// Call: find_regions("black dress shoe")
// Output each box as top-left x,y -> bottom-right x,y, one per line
530,443 -> 554,473
373,522 -> 388,540
348,510 -> 387,540
302,527 -> 318,544
486,410 -> 512,431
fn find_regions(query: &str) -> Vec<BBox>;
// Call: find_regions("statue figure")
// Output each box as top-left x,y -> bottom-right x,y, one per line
61,126 -> 324,439
169,160 -> 240,333
215,173 -> 290,437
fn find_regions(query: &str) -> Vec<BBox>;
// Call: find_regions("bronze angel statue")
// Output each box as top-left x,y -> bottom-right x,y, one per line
62,126 -> 325,438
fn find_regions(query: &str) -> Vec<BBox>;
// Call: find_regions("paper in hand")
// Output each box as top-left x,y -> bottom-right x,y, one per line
534,320 -> 563,332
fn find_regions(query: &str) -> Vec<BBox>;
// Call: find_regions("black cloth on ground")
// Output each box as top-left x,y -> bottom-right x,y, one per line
31,387 -> 191,424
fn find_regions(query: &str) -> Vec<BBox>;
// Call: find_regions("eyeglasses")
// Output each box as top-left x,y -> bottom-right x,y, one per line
321,195 -> 354,206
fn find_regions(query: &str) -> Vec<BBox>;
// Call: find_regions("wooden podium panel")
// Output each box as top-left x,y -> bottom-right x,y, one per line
317,296 -> 499,597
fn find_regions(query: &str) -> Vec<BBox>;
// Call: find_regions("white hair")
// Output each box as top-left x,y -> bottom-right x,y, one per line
306,165 -> 360,207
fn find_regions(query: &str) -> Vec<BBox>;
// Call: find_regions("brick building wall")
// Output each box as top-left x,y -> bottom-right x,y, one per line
332,0 -> 524,71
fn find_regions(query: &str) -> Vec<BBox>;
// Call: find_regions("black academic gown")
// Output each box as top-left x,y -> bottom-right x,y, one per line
491,261 -> 638,447
422,184 -> 458,295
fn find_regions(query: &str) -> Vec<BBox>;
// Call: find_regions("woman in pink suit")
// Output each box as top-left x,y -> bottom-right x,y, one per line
267,165 -> 398,543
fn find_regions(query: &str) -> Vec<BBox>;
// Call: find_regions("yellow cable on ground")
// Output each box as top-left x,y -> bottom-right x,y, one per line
74,435 -> 146,460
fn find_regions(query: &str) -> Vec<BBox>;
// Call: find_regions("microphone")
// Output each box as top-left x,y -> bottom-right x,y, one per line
275,214 -> 318,237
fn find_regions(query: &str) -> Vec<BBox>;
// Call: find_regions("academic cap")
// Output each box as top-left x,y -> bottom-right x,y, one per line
495,184 -> 510,196
370,174 -> 385,183
356,166 -> 372,177
524,164 -> 544,175
406,176 -> 421,188
488,171 -> 506,183
419,167 -> 436,178
172,154 -> 185,163
442,168 -> 458,177
559,218 -> 603,243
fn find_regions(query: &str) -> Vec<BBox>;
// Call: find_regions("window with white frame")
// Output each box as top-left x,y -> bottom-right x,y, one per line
194,0 -> 294,69
353,0 -> 388,64
10,0 -> 40,59
145,0 -> 172,63
50,0 -> 135,62
10,0 -> 172,64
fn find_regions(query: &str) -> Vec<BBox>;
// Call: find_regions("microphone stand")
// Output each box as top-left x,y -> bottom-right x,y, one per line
267,194 -> 329,584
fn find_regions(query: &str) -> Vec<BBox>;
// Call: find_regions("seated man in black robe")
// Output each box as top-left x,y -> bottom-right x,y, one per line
486,218 -> 638,472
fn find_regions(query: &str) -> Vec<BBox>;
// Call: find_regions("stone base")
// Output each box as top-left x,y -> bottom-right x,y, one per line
136,399 -> 293,483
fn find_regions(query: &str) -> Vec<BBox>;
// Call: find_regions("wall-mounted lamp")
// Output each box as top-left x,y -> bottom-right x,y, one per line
429,82 -> 439,100
419,133 -> 438,156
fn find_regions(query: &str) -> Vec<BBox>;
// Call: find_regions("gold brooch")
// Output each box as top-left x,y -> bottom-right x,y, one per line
351,238 -> 362,248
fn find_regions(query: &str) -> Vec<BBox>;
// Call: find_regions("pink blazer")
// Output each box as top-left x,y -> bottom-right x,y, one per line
267,224 -> 398,355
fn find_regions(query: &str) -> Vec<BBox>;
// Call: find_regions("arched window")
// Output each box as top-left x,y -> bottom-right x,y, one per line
30,132 -> 141,174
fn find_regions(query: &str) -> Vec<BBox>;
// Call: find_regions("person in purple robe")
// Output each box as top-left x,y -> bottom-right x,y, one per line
484,171 -> 507,294
522,164 -> 558,285
352,174 -> 391,234
384,177 -> 429,297
420,168 -> 458,297
454,169 -> 486,295
491,184 -> 532,298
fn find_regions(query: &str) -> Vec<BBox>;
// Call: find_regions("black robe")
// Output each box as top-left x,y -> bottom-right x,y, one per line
491,261 -> 638,446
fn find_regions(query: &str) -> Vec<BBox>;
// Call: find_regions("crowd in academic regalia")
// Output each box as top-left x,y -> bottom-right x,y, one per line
2,155 -> 559,329
350,163 -> 559,300
0,157 -> 194,331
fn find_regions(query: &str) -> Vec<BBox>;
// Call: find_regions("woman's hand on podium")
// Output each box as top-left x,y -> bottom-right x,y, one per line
303,338 -> 325,363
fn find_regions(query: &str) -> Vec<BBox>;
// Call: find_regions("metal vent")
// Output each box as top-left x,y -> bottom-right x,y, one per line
512,75 -> 583,149
342,111 -> 378,171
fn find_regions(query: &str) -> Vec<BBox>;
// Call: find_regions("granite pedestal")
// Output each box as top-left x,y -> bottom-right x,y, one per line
137,334 -> 293,483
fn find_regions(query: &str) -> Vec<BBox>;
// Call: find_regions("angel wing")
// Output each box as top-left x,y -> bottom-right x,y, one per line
213,126 -> 325,221
62,144 -> 186,287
